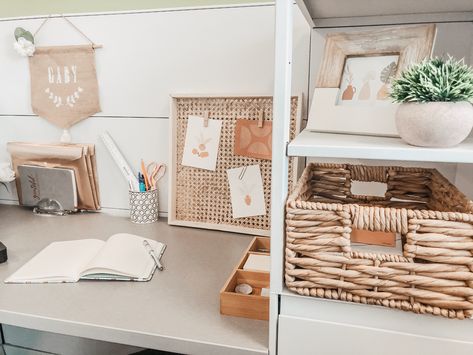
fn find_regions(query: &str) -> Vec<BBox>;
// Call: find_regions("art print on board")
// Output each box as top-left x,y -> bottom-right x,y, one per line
234,119 -> 272,160
181,115 -> 222,171
337,55 -> 399,105
227,165 -> 266,219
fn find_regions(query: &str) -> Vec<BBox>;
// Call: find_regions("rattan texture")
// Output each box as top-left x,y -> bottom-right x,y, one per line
286,163 -> 473,319
175,96 -> 298,232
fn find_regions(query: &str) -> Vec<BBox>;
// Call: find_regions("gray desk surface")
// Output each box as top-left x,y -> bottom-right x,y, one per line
0,205 -> 268,355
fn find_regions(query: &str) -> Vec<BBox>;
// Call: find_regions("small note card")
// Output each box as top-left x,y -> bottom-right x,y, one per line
181,115 -> 222,171
234,119 -> 272,160
227,165 -> 266,219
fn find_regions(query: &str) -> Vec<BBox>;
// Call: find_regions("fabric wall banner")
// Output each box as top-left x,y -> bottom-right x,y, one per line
29,45 -> 101,128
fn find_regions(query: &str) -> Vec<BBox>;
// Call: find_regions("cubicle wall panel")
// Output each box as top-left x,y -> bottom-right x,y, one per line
0,5 -> 278,118
0,4 -> 311,212
0,116 -> 168,211
0,4 -> 310,117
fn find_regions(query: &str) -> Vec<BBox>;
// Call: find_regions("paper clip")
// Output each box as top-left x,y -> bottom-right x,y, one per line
247,102 -> 264,128
238,166 -> 247,180
257,109 -> 264,128
203,110 -> 209,128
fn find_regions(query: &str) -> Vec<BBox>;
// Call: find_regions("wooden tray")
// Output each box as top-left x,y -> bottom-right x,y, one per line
220,237 -> 270,320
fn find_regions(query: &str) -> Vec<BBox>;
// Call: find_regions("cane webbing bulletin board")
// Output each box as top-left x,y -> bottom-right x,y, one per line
169,95 -> 300,236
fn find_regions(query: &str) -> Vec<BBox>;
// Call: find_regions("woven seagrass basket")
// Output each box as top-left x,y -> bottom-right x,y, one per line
285,163 -> 473,319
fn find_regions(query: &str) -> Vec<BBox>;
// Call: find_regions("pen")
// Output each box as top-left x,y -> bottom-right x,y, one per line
143,240 -> 164,271
141,159 -> 150,191
138,173 -> 146,192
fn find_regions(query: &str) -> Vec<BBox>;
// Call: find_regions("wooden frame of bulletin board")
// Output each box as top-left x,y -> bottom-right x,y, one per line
168,94 -> 301,236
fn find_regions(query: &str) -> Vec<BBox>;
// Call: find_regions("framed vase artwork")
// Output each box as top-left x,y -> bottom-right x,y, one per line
306,24 -> 436,136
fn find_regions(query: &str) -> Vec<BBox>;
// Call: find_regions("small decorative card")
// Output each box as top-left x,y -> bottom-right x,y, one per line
181,115 -> 222,171
234,119 -> 272,160
227,165 -> 266,219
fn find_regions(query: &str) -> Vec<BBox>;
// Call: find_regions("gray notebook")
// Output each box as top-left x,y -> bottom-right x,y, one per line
18,165 -> 78,211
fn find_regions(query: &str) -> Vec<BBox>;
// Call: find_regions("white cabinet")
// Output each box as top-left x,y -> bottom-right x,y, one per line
277,292 -> 473,355
278,315 -> 473,355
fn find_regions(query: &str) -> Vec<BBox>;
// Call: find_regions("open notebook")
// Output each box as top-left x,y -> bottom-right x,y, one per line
5,233 -> 166,283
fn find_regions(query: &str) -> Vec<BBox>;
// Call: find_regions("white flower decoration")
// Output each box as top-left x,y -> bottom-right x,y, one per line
13,37 -> 35,57
0,163 -> 15,183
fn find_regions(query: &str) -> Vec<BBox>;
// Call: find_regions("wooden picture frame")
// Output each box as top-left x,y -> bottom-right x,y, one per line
168,94 -> 301,236
307,24 -> 436,136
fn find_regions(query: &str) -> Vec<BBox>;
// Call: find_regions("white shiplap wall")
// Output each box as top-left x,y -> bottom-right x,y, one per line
0,3 -> 312,211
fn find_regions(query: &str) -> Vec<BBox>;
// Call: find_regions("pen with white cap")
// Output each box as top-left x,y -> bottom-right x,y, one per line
143,240 -> 164,271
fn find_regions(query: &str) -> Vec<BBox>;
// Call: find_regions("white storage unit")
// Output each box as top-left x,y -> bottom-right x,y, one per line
270,0 -> 473,354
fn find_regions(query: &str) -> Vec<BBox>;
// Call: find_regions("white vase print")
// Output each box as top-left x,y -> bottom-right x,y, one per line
358,71 -> 375,100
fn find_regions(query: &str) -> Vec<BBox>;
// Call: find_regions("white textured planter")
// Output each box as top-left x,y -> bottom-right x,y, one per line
395,101 -> 473,147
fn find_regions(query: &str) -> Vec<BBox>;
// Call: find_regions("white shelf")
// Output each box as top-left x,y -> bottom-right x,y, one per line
301,0 -> 473,20
288,130 -> 473,164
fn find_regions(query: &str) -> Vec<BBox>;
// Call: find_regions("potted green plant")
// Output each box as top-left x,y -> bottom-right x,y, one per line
390,56 -> 473,147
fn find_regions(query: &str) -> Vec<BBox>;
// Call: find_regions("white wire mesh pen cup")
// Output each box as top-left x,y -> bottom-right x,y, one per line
129,189 -> 159,224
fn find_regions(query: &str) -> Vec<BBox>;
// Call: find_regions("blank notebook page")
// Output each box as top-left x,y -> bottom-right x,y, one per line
81,233 -> 160,278
5,239 -> 105,283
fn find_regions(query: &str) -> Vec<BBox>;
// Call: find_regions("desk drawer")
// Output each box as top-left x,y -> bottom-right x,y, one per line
278,315 -> 473,355
3,345 -> 49,355
3,325 -> 142,355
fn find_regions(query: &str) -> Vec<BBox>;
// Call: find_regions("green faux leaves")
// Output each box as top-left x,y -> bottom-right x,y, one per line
390,57 -> 473,103
14,27 -> 34,44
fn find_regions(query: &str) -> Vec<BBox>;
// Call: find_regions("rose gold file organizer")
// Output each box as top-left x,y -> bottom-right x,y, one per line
7,142 -> 100,210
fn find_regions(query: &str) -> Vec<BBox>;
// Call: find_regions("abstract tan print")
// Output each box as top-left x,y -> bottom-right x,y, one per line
192,133 -> 211,158
29,45 -> 101,129
377,61 -> 398,100
226,165 -> 266,219
358,71 -> 375,100
337,55 -> 399,105
239,182 -> 255,206
341,65 -> 356,100
234,119 -> 272,160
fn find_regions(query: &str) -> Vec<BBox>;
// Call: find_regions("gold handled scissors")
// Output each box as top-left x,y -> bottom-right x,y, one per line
146,162 -> 166,190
